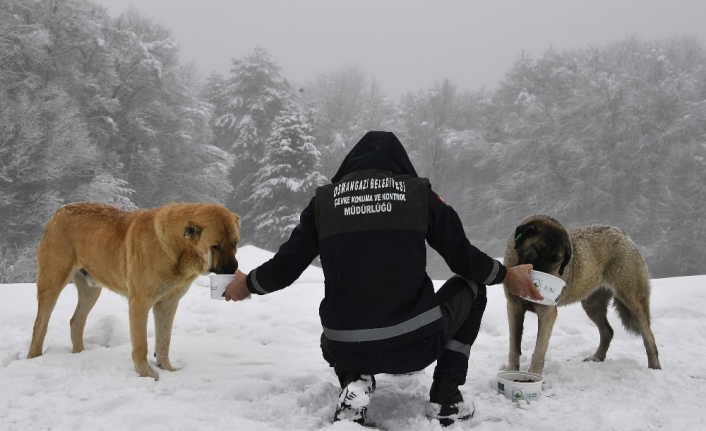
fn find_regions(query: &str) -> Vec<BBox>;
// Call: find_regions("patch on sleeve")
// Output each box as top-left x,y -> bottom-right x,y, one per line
437,194 -> 447,205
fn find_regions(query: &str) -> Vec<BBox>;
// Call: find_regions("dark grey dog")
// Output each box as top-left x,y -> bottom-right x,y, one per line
503,215 -> 661,375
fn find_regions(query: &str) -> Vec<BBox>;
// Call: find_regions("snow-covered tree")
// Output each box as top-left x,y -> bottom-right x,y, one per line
301,66 -> 394,178
0,0 -> 123,282
473,36 -> 706,277
205,47 -> 296,216
245,109 -> 326,250
105,10 -> 231,206
397,79 -> 459,189
0,0 -> 230,281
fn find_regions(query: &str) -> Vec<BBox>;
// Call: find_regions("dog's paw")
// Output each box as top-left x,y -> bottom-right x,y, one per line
157,361 -> 183,372
135,362 -> 160,380
155,354 -> 182,372
27,346 -> 44,359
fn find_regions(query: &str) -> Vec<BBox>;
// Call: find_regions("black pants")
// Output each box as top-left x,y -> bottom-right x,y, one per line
433,275 -> 487,385
333,275 -> 487,388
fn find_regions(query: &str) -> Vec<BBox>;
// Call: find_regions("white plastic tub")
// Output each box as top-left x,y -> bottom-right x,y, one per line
208,274 -> 234,300
525,270 -> 566,306
496,371 -> 543,402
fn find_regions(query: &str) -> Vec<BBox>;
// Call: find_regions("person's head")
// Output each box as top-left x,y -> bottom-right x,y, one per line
331,131 -> 418,183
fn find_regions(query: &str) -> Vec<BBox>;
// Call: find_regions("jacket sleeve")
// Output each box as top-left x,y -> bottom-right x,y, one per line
425,187 -> 506,285
246,196 -> 320,295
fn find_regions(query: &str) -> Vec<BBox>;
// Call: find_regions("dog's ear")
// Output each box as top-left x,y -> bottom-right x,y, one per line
183,223 -> 202,239
513,223 -> 534,249
559,243 -> 572,275
232,212 -> 241,228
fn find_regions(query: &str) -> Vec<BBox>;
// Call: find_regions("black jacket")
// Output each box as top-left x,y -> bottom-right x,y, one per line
246,131 -> 506,374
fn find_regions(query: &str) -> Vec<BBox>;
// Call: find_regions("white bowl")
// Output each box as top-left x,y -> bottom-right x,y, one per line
496,371 -> 543,402
525,270 -> 566,306
208,274 -> 235,300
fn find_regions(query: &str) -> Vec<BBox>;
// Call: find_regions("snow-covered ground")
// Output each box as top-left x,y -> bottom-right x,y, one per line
1,245 -> 704,431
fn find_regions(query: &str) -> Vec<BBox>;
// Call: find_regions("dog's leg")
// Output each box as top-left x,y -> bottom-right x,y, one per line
153,296 -> 184,372
528,305 -> 557,375
28,265 -> 74,359
635,319 -> 661,370
581,287 -> 614,363
28,288 -> 63,358
634,315 -> 661,370
613,292 -> 661,370
506,298 -> 526,371
128,294 -> 158,380
70,272 -> 103,354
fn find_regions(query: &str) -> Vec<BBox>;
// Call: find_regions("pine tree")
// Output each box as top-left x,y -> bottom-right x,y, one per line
209,47 -> 296,217
201,72 -> 232,149
245,109 -> 325,250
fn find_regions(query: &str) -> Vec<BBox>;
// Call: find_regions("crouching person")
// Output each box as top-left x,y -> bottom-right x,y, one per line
225,131 -> 541,426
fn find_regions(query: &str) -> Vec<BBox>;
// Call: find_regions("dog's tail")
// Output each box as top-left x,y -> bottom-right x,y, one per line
612,298 -> 646,335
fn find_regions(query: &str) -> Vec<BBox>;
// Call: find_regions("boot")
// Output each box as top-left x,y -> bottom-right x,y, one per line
427,377 -> 474,427
333,374 -> 376,425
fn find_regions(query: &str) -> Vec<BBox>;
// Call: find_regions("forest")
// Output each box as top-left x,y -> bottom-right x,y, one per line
1,0 -> 705,282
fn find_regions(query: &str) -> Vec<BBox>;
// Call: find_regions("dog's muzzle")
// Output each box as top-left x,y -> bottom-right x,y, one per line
211,258 -> 238,275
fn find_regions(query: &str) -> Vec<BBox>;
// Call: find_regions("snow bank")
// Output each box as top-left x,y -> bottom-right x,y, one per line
1,247 -> 704,430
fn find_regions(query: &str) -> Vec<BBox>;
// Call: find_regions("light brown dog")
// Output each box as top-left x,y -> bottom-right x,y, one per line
28,202 -> 240,380
503,215 -> 660,375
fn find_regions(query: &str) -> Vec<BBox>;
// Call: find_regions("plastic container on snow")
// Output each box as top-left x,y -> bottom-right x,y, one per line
496,371 -> 543,402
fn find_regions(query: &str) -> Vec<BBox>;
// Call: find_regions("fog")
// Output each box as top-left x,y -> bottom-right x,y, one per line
95,0 -> 706,96
1,0 -> 705,282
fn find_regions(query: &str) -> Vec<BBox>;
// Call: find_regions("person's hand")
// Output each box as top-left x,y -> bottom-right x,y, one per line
503,264 -> 543,301
224,269 -> 251,302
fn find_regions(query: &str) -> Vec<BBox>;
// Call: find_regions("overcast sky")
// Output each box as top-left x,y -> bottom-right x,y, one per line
95,0 -> 706,98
